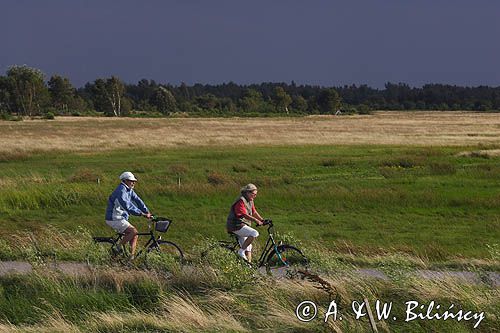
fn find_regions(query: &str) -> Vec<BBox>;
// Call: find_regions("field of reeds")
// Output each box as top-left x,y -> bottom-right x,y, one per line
0,113 -> 499,331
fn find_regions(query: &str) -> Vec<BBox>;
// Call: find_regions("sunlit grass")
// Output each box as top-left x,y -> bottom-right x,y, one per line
0,263 -> 497,332
0,144 -> 499,262
1,112 -> 500,156
1,115 -> 499,332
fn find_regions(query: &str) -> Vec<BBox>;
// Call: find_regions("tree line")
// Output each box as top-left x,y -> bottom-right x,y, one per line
1,65 -> 499,118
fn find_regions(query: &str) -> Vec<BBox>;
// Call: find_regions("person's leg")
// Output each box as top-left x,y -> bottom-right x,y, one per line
121,226 -> 138,256
237,235 -> 248,249
241,236 -> 255,251
236,235 -> 249,260
245,244 -> 253,262
240,225 -> 259,249
106,219 -> 132,254
234,226 -> 259,261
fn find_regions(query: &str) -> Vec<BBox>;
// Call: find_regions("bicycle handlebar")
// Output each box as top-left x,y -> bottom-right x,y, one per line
257,219 -> 273,227
150,215 -> 165,222
147,215 -> 169,227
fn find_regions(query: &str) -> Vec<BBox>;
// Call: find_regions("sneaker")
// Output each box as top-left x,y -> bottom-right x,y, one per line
237,249 -> 248,261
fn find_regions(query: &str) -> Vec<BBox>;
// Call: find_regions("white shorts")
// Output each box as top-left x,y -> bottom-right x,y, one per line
106,219 -> 132,234
233,225 -> 259,252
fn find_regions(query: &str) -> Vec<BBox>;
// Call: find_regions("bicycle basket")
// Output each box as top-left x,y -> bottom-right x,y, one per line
155,219 -> 171,232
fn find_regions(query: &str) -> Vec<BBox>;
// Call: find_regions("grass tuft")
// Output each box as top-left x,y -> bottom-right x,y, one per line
68,168 -> 103,183
207,171 -> 232,185
0,151 -> 31,163
428,162 -> 457,175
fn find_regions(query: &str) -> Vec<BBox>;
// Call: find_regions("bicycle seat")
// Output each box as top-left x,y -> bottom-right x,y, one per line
227,232 -> 239,241
93,236 -> 114,243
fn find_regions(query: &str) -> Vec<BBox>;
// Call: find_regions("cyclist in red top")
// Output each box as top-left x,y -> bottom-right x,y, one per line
226,183 -> 264,261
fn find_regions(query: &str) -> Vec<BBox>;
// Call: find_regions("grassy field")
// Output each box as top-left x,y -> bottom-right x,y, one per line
1,144 -> 499,263
1,112 -> 500,155
0,112 -> 499,332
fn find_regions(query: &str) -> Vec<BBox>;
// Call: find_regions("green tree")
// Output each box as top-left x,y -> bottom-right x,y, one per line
239,89 -> 263,112
195,93 -> 219,110
92,76 -> 126,116
291,95 -> 308,113
70,95 -> 88,114
6,65 -> 49,116
272,87 -> 292,113
220,97 -> 237,113
120,97 -> 133,115
317,88 -> 342,114
179,82 -> 190,102
48,75 -> 76,113
0,76 -> 12,113
152,86 -> 177,114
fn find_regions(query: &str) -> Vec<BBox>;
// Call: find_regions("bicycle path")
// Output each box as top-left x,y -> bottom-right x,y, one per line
1,260 -> 498,287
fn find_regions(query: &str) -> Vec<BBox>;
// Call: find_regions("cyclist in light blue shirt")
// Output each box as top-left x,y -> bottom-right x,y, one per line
105,171 -> 151,257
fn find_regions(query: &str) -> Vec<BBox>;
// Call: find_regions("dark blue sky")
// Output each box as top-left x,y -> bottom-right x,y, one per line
1,0 -> 499,88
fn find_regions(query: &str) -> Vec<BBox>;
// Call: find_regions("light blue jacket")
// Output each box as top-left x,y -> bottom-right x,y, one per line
105,182 -> 149,221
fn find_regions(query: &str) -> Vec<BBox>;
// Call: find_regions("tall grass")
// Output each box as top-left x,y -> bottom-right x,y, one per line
0,145 -> 499,261
0,261 -> 497,332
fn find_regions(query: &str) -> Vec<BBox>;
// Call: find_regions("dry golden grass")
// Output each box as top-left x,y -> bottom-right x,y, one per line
408,277 -> 500,309
1,267 -> 497,332
84,293 -> 248,332
162,294 -> 248,332
2,111 -> 500,154
0,312 -> 81,333
457,149 -> 500,157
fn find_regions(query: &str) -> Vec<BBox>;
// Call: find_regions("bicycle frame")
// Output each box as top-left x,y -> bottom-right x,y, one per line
106,221 -> 164,258
255,222 -> 287,267
135,222 -> 164,257
225,222 -> 287,267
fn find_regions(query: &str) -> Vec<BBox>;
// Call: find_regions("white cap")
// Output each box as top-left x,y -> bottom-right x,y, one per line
119,171 -> 137,181
240,183 -> 257,193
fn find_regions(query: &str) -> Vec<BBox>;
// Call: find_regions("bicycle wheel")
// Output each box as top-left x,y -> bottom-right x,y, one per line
265,245 -> 308,277
147,240 -> 184,263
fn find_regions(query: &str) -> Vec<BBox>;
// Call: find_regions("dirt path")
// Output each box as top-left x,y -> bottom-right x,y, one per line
1,261 -> 498,286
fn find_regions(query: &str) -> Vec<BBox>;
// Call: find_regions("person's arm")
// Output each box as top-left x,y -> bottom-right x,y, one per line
131,191 -> 152,218
251,203 -> 264,225
117,190 -> 144,217
234,200 -> 263,225
240,212 -> 262,225
252,211 -> 264,223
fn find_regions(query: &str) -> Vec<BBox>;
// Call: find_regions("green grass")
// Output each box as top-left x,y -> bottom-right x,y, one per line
0,265 -> 497,332
0,145 -> 499,263
0,269 -> 175,329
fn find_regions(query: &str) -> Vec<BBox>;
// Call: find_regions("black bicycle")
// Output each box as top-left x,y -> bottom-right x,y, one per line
202,220 -> 308,276
92,216 -> 184,265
